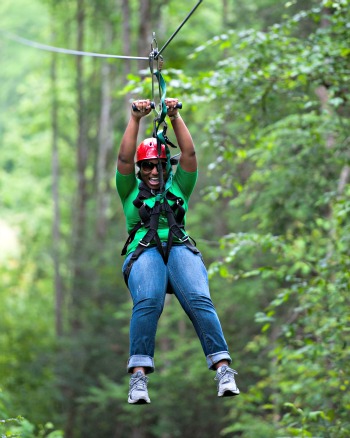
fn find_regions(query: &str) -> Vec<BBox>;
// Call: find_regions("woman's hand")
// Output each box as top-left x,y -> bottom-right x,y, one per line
165,98 -> 180,119
131,99 -> 153,119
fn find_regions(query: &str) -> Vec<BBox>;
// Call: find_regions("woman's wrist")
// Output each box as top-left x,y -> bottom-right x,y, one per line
130,113 -> 142,123
169,113 -> 181,121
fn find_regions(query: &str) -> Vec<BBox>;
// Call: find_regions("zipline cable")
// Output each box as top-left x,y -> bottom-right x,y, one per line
157,0 -> 203,58
1,0 -> 203,61
1,31 -> 148,61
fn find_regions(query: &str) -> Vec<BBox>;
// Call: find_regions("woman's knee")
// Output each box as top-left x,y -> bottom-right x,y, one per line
132,296 -> 164,317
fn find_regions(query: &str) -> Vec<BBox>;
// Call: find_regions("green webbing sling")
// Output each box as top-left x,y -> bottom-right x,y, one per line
152,69 -> 175,198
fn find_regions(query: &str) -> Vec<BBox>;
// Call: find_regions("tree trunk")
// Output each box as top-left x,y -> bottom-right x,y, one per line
138,0 -> 151,72
223,0 -> 228,28
314,7 -> 349,260
337,165 -> 350,195
71,0 -> 88,325
121,0 -> 136,124
95,23 -> 114,243
50,45 -> 64,338
121,0 -> 131,77
65,1 -> 87,436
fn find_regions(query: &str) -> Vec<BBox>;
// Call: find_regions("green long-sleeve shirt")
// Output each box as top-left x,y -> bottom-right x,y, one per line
116,165 -> 198,256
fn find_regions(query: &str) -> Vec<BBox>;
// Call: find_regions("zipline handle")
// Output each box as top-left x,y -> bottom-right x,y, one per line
156,0 -> 203,58
132,101 -> 156,112
132,102 -> 182,113
155,102 -> 182,112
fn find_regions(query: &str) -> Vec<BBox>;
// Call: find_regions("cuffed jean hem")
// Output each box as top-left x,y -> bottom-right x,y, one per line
127,355 -> 155,374
206,351 -> 232,371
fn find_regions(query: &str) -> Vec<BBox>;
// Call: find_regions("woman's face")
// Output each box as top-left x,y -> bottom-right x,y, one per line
139,159 -> 167,190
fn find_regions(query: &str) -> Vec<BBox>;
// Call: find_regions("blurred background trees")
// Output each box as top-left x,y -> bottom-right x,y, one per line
0,0 -> 349,436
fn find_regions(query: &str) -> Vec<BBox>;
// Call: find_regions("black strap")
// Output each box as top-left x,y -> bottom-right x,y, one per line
121,221 -> 144,256
122,187 -> 199,285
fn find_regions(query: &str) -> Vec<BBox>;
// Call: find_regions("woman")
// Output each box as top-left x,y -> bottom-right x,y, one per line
116,97 -> 239,404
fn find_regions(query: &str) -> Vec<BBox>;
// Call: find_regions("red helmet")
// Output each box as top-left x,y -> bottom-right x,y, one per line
136,138 -> 167,162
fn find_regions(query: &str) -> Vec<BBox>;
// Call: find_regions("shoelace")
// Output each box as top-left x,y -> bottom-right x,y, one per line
130,374 -> 149,391
214,366 -> 238,383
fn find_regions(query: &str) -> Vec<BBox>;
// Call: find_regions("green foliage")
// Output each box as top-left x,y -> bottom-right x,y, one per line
0,417 -> 63,438
1,0 -> 350,436
0,391 -> 63,438
184,2 -> 350,436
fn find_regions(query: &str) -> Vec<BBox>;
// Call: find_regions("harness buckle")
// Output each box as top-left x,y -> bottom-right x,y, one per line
139,240 -> 151,248
180,235 -> 189,242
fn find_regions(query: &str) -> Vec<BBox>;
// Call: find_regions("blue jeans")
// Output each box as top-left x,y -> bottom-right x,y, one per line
122,244 -> 232,373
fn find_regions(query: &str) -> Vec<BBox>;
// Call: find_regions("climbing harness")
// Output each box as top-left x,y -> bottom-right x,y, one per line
121,182 -> 199,286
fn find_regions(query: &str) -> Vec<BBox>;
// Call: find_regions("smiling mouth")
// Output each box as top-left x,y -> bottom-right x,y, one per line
148,177 -> 160,186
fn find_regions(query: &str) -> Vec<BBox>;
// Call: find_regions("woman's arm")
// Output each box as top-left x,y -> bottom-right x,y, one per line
166,98 -> 197,173
117,99 -> 153,175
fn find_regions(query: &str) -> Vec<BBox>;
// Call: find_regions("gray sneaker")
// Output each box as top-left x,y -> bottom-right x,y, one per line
215,365 -> 240,397
128,371 -> 151,404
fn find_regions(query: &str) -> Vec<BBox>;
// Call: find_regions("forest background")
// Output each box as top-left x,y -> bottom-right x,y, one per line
0,0 -> 349,437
